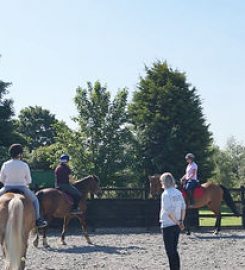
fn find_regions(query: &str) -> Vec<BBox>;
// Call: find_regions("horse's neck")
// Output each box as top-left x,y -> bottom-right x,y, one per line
80,188 -> 89,201
74,182 -> 90,201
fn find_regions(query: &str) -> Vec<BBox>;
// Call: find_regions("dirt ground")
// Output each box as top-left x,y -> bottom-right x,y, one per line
1,228 -> 245,270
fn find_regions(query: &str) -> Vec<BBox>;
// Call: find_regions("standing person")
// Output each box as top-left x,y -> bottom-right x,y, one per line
160,172 -> 186,270
181,153 -> 198,207
55,154 -> 82,214
0,144 -> 47,228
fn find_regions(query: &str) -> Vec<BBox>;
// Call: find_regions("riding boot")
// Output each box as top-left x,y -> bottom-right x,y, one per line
187,190 -> 194,207
70,199 -> 82,214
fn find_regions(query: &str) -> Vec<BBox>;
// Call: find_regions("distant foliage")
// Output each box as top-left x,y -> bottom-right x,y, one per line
212,138 -> 245,187
0,80 -> 24,148
16,106 -> 58,150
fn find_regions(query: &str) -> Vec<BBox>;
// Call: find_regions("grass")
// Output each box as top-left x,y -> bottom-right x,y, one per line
199,205 -> 242,227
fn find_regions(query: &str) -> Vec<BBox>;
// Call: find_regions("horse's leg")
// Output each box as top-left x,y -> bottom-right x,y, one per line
214,212 -> 222,235
77,214 -> 93,245
42,226 -> 50,248
184,209 -> 191,235
33,227 -> 39,247
61,215 -> 71,245
208,202 -> 222,234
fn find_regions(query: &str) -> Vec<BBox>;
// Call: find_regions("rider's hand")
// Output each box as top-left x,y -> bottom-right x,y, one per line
177,221 -> 185,231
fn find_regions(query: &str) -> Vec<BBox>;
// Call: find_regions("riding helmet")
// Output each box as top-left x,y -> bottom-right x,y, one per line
185,153 -> 195,160
60,154 -> 70,163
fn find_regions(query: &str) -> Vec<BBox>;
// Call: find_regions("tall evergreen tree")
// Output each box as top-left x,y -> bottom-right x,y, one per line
128,61 -> 213,180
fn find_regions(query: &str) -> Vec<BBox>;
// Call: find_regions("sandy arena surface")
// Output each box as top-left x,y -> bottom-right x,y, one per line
1,228 -> 245,270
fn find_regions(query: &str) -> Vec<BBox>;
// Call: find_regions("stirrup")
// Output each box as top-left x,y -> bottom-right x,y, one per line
70,208 -> 82,214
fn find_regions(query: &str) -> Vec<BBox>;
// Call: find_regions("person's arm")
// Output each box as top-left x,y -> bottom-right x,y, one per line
178,195 -> 186,230
187,169 -> 197,180
69,175 -> 77,183
0,163 -> 6,184
25,164 -> 32,185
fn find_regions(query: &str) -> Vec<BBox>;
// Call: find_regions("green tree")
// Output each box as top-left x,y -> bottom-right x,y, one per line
0,80 -> 15,146
0,80 -> 25,158
226,137 -> 245,186
211,145 -> 235,188
74,81 -> 134,186
17,106 -> 58,150
128,61 -> 213,181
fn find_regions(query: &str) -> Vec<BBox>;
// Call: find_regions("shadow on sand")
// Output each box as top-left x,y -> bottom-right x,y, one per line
40,244 -> 144,255
193,233 -> 245,240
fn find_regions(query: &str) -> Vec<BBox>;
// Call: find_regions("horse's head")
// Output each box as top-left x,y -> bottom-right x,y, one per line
148,175 -> 162,199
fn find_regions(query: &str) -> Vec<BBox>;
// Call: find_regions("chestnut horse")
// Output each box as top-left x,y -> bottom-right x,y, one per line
33,175 -> 102,248
149,174 -> 240,234
0,192 -> 35,270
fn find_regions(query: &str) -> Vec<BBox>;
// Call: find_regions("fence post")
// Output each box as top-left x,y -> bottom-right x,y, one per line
144,180 -> 150,200
240,186 -> 245,229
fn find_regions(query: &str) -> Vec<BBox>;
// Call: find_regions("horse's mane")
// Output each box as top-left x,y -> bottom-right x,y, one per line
74,175 -> 100,187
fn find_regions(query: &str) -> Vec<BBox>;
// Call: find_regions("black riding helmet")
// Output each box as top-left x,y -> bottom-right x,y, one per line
9,144 -> 23,158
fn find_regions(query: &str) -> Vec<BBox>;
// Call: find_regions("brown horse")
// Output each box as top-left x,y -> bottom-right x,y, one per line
0,192 -> 35,270
149,174 -> 240,234
33,175 -> 102,248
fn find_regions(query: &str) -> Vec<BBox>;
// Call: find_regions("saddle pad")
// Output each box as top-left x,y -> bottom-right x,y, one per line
181,186 -> 205,200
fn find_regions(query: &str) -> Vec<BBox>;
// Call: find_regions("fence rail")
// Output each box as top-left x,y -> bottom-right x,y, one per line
86,185 -> 245,229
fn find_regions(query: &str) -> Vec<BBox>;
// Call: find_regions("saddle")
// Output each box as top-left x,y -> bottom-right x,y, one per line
56,188 -> 74,206
5,188 -> 25,196
181,185 -> 204,200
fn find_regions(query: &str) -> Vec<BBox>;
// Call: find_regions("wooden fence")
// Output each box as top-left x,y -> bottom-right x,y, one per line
84,186 -> 245,229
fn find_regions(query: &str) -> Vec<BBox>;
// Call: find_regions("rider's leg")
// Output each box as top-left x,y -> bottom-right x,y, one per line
0,186 -> 6,196
14,186 -> 47,228
186,181 -> 196,207
60,184 -> 81,210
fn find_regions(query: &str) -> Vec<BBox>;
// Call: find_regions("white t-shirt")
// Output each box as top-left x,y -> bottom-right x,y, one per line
0,159 -> 32,187
160,187 -> 186,228
186,162 -> 198,181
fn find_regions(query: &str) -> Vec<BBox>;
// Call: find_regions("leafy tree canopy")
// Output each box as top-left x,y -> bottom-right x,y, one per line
17,106 -> 58,150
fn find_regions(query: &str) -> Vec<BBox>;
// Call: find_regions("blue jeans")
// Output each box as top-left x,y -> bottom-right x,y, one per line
0,185 -> 40,219
185,180 -> 199,191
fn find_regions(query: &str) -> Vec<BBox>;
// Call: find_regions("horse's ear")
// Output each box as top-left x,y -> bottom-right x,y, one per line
148,176 -> 153,182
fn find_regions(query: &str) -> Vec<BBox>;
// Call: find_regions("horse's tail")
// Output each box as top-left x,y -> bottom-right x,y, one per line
5,195 -> 24,270
220,185 -> 240,216
36,190 -> 44,205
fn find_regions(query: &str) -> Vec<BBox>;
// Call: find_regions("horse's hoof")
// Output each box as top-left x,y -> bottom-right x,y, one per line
186,232 -> 191,236
33,240 -> 39,248
87,240 -> 93,245
44,244 -> 50,248
213,231 -> 219,235
61,241 -> 67,245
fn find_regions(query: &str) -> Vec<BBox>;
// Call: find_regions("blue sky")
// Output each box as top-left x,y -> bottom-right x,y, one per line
0,0 -> 244,147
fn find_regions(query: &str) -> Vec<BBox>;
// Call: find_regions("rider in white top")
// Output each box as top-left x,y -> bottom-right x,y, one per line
0,144 -> 47,228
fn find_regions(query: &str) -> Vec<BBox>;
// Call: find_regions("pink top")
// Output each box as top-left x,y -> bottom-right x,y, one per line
186,162 -> 198,181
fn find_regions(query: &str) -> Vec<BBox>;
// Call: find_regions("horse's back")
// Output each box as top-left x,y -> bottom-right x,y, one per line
0,193 -> 35,238
201,181 -> 223,202
36,188 -> 71,218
